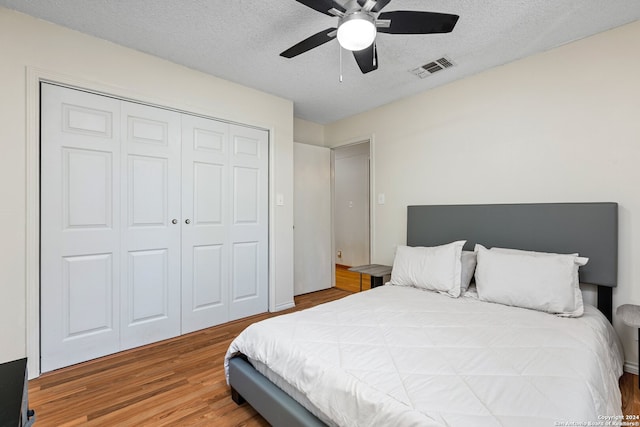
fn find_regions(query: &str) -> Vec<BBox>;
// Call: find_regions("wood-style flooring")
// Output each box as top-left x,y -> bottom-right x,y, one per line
29,268 -> 640,426
28,287 -> 351,426
621,372 -> 640,417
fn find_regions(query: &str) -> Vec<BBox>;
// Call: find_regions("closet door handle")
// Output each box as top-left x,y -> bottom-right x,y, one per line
185,219 -> 191,224
171,219 -> 178,224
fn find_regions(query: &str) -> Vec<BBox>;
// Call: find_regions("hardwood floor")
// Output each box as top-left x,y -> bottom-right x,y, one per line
621,371 -> 640,417
28,288 -> 352,427
29,283 -> 640,425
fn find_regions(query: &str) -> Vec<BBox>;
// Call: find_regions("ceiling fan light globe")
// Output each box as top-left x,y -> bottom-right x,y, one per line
337,13 -> 376,51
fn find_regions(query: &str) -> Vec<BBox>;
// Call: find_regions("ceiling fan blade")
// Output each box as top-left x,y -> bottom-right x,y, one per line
357,0 -> 392,12
377,11 -> 459,34
294,0 -> 345,16
372,0 -> 392,12
353,43 -> 378,74
280,28 -> 337,58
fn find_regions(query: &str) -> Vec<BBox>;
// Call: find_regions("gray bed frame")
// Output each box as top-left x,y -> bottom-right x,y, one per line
229,202 -> 619,427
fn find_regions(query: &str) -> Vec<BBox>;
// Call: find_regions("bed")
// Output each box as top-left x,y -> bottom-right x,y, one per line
225,202 -> 623,427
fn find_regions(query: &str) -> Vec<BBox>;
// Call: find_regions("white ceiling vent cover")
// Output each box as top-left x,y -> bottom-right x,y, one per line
410,57 -> 455,79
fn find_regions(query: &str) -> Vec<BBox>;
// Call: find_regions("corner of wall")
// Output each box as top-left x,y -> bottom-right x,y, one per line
293,117 -> 326,146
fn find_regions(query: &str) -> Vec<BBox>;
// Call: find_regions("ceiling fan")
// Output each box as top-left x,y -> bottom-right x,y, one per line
280,0 -> 460,74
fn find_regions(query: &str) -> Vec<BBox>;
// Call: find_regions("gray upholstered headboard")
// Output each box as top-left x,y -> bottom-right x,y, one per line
406,203 -> 618,319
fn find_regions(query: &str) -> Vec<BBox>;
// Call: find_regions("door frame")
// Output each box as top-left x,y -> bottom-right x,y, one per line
328,136 -> 376,285
25,67 -> 275,378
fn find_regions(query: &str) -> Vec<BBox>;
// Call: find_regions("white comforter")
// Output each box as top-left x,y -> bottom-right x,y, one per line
225,285 -> 623,427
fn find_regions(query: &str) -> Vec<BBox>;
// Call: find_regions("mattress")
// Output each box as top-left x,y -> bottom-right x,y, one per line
225,285 -> 623,427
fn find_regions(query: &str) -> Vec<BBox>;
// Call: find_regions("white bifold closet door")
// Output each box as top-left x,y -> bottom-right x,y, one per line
180,117 -> 269,333
40,83 -> 268,372
118,101 -> 182,351
41,85 -> 123,371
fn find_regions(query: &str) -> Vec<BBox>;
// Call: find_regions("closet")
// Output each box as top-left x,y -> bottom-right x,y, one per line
40,84 -> 268,372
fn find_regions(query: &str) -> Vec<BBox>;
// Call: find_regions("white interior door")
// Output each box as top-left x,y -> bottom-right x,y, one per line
293,143 -> 332,295
228,124 -> 269,321
41,84 -> 122,371
181,115 -> 230,333
119,102 -> 182,350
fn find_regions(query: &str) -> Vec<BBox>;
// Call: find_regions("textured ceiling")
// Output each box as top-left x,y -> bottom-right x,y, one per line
1,0 -> 639,124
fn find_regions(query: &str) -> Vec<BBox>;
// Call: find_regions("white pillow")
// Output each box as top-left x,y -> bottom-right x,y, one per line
490,246 -> 588,266
474,244 -> 587,317
461,250 -> 477,293
390,241 -> 466,297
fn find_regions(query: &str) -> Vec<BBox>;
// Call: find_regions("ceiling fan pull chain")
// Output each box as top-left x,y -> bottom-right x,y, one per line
339,44 -> 343,83
373,42 -> 377,67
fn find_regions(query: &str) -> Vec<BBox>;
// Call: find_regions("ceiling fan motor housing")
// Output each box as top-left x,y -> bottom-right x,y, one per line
337,11 -> 377,51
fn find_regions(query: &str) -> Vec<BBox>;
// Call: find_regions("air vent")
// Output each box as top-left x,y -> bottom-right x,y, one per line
410,57 -> 455,79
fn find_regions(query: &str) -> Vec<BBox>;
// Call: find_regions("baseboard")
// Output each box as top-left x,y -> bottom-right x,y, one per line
625,360 -> 639,375
273,301 -> 295,312
335,264 -> 351,269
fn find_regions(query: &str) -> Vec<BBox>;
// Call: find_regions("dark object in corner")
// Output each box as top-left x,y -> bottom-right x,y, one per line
0,358 -> 36,426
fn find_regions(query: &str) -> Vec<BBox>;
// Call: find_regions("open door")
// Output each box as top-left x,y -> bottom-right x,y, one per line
293,143 -> 332,295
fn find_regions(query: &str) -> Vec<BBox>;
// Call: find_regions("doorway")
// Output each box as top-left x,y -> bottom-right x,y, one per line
332,141 -> 371,292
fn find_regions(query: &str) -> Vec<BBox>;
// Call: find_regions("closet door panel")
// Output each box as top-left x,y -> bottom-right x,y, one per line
181,115 -> 230,333
228,124 -> 269,321
232,242 -> 259,300
128,249 -> 170,324
62,254 -> 114,336
120,102 -> 182,350
194,162 -> 224,224
63,148 -> 113,228
40,84 -> 122,372
128,155 -> 168,226
192,244 -> 224,308
233,166 -> 260,224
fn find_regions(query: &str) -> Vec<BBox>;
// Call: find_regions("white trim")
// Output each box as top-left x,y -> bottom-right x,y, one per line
25,68 -> 41,379
330,149 -> 336,287
274,301 -> 295,312
625,360 -> 639,375
369,135 -> 376,263
268,127 -> 277,313
26,66 -> 278,378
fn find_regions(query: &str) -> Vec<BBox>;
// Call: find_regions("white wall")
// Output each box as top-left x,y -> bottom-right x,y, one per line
325,21 -> 640,370
294,117 -> 326,147
334,143 -> 370,267
0,7 -> 295,365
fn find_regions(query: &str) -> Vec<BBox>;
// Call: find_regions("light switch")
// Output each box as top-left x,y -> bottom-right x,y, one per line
276,194 -> 284,206
377,193 -> 385,205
